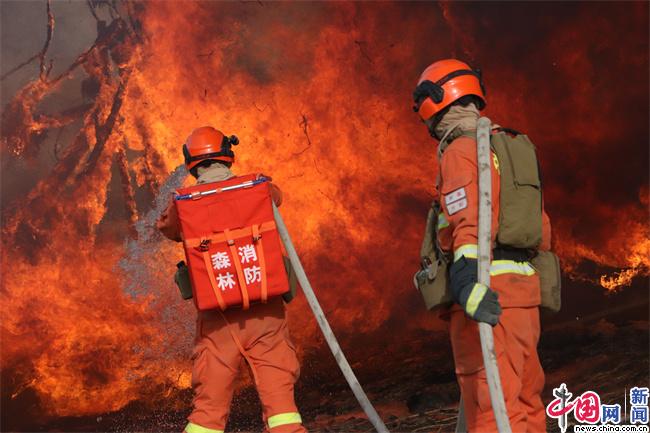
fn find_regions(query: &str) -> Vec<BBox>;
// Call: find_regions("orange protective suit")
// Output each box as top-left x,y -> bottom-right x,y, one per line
437,133 -> 550,432
188,299 -> 304,433
157,164 -> 305,433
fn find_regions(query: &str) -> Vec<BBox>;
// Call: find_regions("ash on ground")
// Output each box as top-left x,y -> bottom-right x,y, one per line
23,318 -> 649,433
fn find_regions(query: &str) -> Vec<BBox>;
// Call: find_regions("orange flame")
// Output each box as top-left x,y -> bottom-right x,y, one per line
1,0 -> 648,421
599,237 -> 650,291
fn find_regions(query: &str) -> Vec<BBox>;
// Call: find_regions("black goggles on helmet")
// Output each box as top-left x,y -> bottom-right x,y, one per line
183,135 -> 239,164
412,68 -> 485,113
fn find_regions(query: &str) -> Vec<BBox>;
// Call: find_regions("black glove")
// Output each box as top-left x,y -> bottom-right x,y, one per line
449,256 -> 502,326
458,282 -> 502,325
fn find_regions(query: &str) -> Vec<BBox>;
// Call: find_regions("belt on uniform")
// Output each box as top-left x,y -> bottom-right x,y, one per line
492,247 -> 534,262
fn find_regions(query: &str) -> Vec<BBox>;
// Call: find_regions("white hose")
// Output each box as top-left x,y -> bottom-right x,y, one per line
272,204 -> 390,433
477,117 -> 512,433
455,396 -> 467,433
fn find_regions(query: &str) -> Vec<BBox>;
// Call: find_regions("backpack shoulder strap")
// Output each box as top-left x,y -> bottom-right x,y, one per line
492,126 -> 522,136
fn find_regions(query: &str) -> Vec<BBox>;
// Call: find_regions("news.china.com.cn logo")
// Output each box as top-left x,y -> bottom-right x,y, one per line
546,384 -> 649,433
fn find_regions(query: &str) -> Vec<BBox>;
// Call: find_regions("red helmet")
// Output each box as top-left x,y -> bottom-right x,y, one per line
182,126 -> 238,171
413,59 -> 486,121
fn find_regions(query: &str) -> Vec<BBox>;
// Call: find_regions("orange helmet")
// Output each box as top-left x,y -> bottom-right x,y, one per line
412,59 -> 486,121
182,126 -> 239,171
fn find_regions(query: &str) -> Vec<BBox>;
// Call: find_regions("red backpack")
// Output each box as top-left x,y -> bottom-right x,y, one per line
174,174 -> 289,311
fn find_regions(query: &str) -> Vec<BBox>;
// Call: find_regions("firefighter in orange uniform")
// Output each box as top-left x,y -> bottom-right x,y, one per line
157,127 -> 306,433
412,60 -> 550,432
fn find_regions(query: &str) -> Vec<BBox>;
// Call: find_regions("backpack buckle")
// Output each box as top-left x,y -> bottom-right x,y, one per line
198,239 -> 211,252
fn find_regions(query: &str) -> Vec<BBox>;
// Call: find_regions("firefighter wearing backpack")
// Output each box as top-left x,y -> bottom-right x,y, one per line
412,59 -> 559,433
157,126 -> 306,433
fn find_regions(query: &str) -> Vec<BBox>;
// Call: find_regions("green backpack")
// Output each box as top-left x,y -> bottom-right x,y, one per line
415,127 -> 561,312
490,129 -> 542,249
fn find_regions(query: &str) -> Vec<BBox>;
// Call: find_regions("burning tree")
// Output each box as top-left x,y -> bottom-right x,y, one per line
1,0 -> 190,421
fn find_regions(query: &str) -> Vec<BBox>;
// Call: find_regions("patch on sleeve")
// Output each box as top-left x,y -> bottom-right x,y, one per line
444,187 -> 468,215
444,187 -> 466,205
447,198 -> 468,215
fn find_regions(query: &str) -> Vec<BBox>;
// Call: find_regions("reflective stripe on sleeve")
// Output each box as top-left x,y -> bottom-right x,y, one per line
268,412 -> 303,429
437,213 -> 450,230
454,244 -> 478,262
466,283 -> 487,316
490,260 -> 536,276
185,423 -> 224,433
452,246 -> 537,276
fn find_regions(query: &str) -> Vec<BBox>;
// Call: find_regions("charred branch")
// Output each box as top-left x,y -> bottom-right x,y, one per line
116,142 -> 138,237
1,80 -> 51,158
52,126 -> 65,161
2,127 -> 90,240
2,3 -> 140,238
36,103 -> 94,131
78,71 -> 131,179
116,0 -> 144,42
86,0 -> 101,22
109,0 -> 118,20
293,113 -> 312,156
1,14 -> 132,159
47,18 -> 128,88
141,157 -> 159,196
1,55 -> 39,83
39,0 -> 55,81
0,0 -> 54,82
141,134 -> 163,195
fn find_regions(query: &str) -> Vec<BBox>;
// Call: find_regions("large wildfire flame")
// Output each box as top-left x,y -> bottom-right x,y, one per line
1,0 -> 648,421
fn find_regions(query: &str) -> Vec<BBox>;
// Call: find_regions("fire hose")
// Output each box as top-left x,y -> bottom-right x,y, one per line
456,117 -> 511,433
272,204 -> 390,433
474,117 -> 511,433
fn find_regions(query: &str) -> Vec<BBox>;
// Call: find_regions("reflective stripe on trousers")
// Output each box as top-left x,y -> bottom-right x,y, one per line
185,412 -> 302,433
268,412 -> 303,429
453,244 -> 536,276
185,423 -> 224,433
